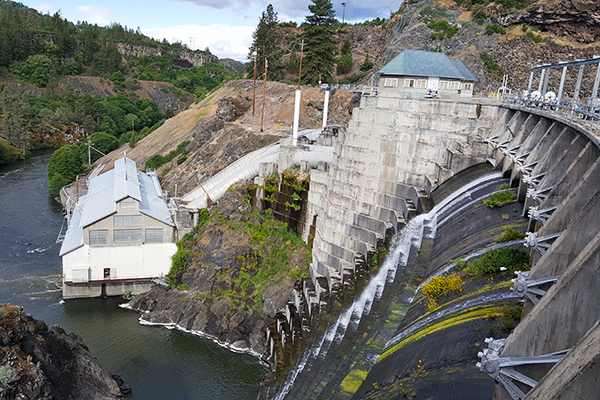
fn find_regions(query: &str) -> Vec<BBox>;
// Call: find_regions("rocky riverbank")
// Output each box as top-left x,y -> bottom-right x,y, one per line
0,304 -> 134,400
125,182 -> 311,361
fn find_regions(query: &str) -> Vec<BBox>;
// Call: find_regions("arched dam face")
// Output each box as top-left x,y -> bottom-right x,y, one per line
265,98 -> 600,399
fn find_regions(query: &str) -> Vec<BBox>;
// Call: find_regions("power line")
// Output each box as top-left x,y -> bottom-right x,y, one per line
373,0 -> 400,18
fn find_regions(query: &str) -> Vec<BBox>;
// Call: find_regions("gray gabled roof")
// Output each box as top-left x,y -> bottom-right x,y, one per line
378,50 -> 477,82
59,157 -> 173,256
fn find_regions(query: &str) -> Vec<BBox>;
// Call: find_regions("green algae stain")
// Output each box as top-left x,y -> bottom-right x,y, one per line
377,305 -> 506,362
340,369 -> 369,394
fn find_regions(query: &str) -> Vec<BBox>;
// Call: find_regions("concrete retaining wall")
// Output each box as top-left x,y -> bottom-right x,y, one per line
306,98 -> 502,292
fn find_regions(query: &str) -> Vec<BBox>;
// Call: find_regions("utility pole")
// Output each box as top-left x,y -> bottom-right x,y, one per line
298,39 -> 304,88
261,47 -> 268,132
342,3 -> 347,24
253,53 -> 257,115
88,141 -> 92,166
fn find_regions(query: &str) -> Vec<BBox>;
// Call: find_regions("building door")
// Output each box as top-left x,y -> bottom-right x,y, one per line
428,77 -> 439,91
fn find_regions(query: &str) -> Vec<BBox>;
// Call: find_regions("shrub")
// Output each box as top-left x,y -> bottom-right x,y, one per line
497,227 -> 526,243
145,154 -> 165,170
357,34 -> 363,41
480,52 -> 504,78
422,273 -> 463,310
486,23 -> 506,35
484,190 -> 517,209
525,31 -> 543,43
428,20 -> 459,39
176,155 -> 187,165
465,247 -> 530,275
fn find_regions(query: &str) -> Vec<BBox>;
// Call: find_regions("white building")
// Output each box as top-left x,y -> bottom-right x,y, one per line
377,49 -> 477,98
59,157 -> 177,299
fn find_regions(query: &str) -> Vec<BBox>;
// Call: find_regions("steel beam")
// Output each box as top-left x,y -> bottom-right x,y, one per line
527,71 -> 534,97
574,64 -> 585,102
557,65 -> 568,99
542,68 -> 550,95
592,62 -> 600,99
531,56 -> 600,71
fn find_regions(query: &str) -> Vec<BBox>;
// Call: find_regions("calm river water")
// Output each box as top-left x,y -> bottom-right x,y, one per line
0,151 -> 267,399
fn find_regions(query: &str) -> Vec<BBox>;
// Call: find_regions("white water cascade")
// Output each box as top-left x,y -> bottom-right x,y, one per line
273,171 -> 502,400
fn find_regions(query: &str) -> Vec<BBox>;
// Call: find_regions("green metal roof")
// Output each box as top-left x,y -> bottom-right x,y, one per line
378,50 -> 477,82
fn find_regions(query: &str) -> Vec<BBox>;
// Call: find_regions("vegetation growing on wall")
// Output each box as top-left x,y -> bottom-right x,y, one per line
455,246 -> 530,275
496,227 -> 526,243
422,274 -> 464,310
167,205 -> 311,313
484,189 -> 517,209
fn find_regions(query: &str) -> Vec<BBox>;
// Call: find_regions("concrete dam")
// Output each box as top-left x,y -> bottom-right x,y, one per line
245,94 -> 600,399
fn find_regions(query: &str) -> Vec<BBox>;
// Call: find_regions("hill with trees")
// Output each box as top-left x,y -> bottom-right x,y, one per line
0,0 -> 241,178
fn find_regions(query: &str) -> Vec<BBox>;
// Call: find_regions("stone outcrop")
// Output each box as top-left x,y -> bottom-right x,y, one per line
126,184 -> 309,361
0,304 -> 134,400
115,43 -> 219,67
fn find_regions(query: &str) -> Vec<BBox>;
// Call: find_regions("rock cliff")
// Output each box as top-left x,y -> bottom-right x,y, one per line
0,304 -> 134,400
126,183 -> 311,360
379,0 -> 600,94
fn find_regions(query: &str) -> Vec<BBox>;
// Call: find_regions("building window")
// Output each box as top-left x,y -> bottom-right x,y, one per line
439,81 -> 449,89
449,81 -> 460,90
404,79 -> 415,88
114,229 -> 142,243
463,83 -> 473,90
114,215 -> 141,226
145,229 -> 164,243
104,268 -> 111,279
416,80 -> 427,88
384,78 -> 398,87
89,230 -> 108,245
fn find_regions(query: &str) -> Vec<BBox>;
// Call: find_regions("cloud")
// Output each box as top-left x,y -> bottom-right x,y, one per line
76,5 -> 110,25
143,24 -> 255,61
34,4 -> 53,14
175,0 -> 398,22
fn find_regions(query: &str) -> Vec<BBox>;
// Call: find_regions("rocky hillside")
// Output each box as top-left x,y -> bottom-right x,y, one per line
125,183 -> 311,360
0,304 -> 133,400
374,0 -> 600,95
92,79 -> 357,196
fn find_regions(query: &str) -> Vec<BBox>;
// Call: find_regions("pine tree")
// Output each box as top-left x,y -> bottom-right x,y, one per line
247,4 -> 280,80
302,0 -> 338,85
336,39 -> 352,75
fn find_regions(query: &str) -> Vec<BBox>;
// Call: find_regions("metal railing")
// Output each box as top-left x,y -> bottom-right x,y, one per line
502,94 -> 600,136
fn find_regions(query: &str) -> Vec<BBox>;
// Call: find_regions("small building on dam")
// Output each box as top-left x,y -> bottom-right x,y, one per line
59,157 -> 177,299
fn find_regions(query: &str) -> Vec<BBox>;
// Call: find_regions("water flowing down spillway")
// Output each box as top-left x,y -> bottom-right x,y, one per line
273,171 -> 503,400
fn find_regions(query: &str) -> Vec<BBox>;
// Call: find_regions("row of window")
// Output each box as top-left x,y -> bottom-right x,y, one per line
114,215 -> 141,226
383,78 -> 472,90
89,229 -> 164,245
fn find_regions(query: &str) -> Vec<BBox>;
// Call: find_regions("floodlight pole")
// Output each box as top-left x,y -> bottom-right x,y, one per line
342,3 -> 347,24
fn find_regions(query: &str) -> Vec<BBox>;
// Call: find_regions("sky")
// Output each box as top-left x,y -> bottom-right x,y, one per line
27,0 -> 404,62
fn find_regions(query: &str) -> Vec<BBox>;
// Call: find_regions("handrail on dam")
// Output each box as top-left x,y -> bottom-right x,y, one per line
502,94 -> 600,137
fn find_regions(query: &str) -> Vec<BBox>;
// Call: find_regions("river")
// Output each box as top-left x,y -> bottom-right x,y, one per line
0,151 -> 267,399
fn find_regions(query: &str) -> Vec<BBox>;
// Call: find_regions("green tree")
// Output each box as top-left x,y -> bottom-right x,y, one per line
336,39 -> 352,75
0,88 -> 30,154
88,132 -> 119,163
287,50 -> 301,74
302,0 -> 338,85
90,43 -> 123,76
47,145 -> 85,197
360,52 -> 374,71
10,55 -> 57,87
247,4 -> 280,80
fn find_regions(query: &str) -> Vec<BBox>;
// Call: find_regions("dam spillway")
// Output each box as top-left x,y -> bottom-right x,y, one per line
258,95 -> 600,399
